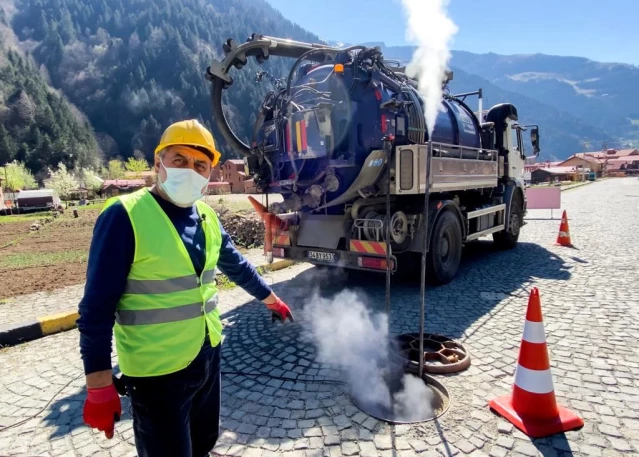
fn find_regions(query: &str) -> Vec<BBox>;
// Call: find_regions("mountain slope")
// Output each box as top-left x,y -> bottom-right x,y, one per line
0,7 -> 100,175
448,68 -> 615,160
9,0 -> 322,164
367,43 -> 637,151
6,0 -> 630,170
449,51 -> 639,139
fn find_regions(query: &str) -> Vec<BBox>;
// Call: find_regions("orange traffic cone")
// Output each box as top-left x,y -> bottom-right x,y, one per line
488,288 -> 584,438
555,210 -> 574,247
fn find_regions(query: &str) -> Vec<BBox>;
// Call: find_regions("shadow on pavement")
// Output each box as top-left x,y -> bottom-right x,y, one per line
213,239 -> 572,385
41,365 -> 131,439
433,417 -> 455,456
256,240 -> 572,341
534,433 -> 575,456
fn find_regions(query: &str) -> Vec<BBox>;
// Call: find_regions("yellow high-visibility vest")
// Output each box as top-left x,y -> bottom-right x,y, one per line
102,188 -> 222,377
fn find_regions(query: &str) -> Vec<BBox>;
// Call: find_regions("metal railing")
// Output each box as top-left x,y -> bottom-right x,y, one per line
429,141 -> 499,162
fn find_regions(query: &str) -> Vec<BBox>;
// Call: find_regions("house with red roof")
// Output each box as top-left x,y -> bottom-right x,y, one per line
558,153 -> 604,174
531,166 -> 580,184
102,179 -> 147,197
556,149 -> 638,175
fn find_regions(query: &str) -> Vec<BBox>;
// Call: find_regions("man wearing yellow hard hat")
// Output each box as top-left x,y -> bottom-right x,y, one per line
77,119 -> 293,456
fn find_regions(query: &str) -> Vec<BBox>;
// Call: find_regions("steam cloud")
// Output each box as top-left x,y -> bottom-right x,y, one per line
302,289 -> 434,421
401,0 -> 458,137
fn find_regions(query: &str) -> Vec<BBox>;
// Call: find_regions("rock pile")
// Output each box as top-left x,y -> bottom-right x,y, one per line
217,207 -> 265,248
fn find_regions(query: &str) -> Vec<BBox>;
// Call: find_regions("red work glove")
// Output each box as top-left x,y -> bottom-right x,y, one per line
83,384 -> 122,439
266,298 -> 294,323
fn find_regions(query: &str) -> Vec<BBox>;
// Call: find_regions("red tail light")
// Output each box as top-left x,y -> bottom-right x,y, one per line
381,114 -> 387,133
358,256 -> 394,270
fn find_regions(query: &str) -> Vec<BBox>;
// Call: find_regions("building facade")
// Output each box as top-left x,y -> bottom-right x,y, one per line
102,179 -> 147,197
558,155 -> 603,174
221,159 -> 248,193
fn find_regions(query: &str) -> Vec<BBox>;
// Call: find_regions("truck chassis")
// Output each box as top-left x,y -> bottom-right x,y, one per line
266,140 -> 526,285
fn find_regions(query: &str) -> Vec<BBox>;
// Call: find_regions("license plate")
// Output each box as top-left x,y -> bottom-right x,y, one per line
307,251 -> 336,262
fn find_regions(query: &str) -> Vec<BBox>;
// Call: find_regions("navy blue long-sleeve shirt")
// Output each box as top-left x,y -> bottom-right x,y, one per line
77,192 -> 272,374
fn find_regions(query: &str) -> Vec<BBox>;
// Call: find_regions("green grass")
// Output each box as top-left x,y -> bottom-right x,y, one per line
215,265 -> 269,291
0,250 -> 88,269
62,201 -> 105,211
74,204 -> 101,211
0,212 -> 49,224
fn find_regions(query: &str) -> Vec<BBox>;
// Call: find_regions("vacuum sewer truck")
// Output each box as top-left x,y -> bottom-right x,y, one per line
207,34 -> 541,284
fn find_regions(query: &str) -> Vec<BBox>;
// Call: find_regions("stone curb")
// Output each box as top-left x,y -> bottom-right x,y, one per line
264,259 -> 296,272
0,259 -> 297,347
561,181 -> 593,191
0,311 -> 79,347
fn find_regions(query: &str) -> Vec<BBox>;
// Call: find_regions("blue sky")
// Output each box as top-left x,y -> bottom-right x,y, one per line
266,0 -> 639,65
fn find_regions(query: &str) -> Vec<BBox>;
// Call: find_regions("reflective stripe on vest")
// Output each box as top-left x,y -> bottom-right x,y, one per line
124,269 -> 217,294
116,295 -> 219,325
104,188 -> 224,377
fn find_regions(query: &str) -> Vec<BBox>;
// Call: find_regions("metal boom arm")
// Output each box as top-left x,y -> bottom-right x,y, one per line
205,34 -> 339,157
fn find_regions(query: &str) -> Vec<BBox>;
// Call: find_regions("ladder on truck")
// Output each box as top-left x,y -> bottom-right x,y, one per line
465,204 -> 507,241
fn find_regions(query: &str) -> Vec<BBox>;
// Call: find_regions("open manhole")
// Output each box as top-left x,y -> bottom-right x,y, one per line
392,333 -> 471,374
350,367 -> 450,424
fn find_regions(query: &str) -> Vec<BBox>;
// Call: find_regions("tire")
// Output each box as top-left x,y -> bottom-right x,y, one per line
493,195 -> 523,249
427,210 -> 463,285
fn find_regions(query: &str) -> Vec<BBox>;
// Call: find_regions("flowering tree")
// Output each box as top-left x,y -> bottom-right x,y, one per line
1,161 -> 37,191
46,163 -> 79,200
78,168 -> 104,195
125,157 -> 150,177
107,159 -> 126,179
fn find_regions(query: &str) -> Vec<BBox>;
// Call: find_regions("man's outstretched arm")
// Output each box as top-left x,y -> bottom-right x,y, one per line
215,220 -> 273,300
215,220 -> 293,322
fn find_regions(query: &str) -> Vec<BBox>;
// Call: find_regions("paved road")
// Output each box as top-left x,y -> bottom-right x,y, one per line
1,178 -> 639,456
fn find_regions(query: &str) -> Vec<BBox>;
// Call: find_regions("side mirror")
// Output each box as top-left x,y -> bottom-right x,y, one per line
530,127 -> 540,156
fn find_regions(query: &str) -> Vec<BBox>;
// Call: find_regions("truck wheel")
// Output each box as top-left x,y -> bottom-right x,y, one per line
427,210 -> 463,285
493,196 -> 522,249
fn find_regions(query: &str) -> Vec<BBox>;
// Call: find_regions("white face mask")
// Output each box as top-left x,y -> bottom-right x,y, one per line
158,161 -> 210,207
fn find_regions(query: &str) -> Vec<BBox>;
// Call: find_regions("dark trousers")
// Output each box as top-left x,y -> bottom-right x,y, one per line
123,342 -> 221,457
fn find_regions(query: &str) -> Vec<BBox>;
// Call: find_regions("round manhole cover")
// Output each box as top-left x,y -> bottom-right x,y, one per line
392,333 -> 471,374
350,370 -> 450,424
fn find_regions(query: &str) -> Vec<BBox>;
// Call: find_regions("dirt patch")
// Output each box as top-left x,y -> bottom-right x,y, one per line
0,202 -> 265,300
0,263 -> 88,298
0,209 -> 99,300
0,222 -> 26,247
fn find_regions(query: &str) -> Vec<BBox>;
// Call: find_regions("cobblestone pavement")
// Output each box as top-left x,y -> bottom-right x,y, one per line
1,178 -> 638,457
0,248 -> 269,328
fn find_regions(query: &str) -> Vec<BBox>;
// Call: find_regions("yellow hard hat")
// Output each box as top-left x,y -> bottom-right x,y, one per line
154,119 -> 221,167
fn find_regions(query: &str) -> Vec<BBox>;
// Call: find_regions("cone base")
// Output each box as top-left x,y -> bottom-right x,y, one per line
489,394 -> 584,439
554,241 -> 575,248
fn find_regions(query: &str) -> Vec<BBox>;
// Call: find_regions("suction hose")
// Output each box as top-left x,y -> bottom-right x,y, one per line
210,74 -> 252,157
207,34 -> 341,159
